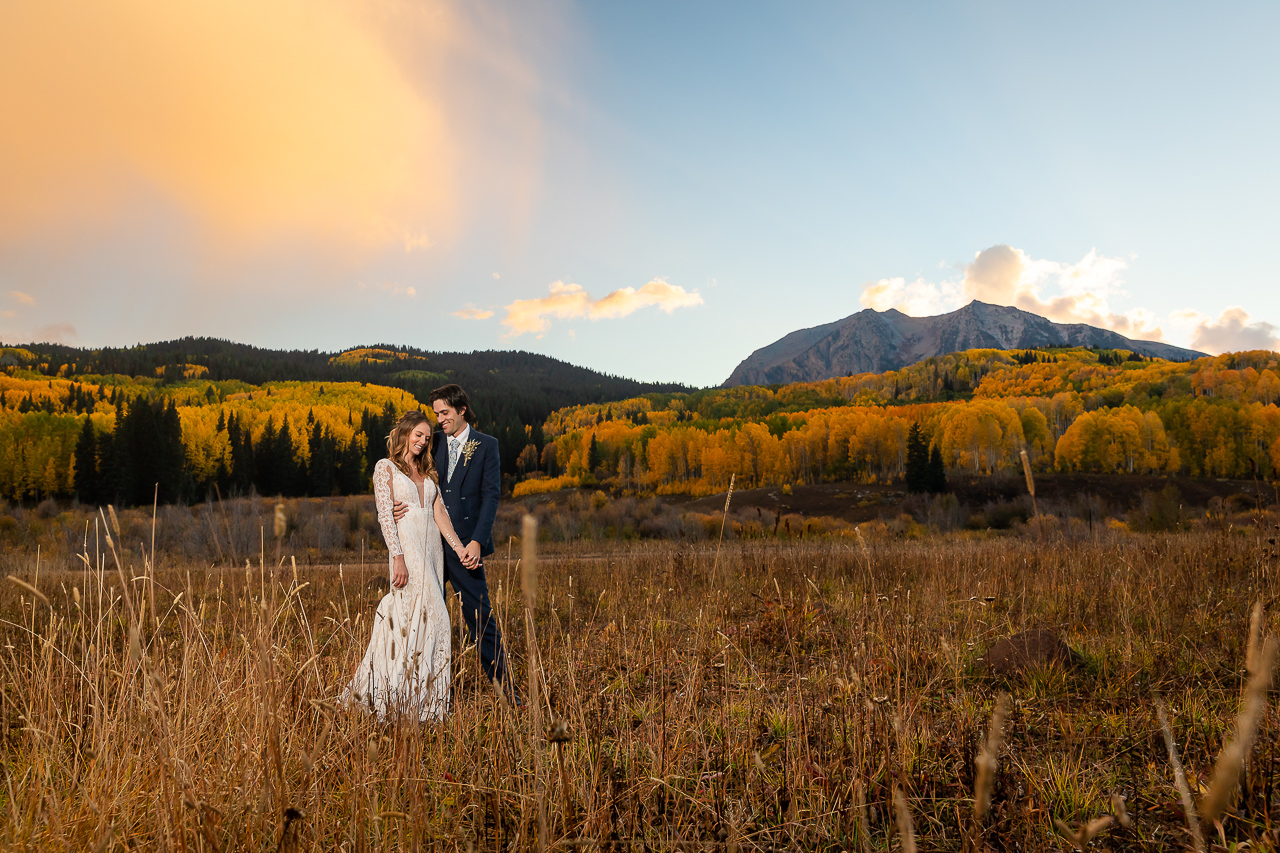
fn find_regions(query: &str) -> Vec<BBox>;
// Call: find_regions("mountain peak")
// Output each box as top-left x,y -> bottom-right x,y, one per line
723,301 -> 1204,386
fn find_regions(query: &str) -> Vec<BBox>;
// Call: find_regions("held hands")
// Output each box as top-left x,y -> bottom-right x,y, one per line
457,540 -> 481,570
391,555 -> 409,589
396,496 -> 479,569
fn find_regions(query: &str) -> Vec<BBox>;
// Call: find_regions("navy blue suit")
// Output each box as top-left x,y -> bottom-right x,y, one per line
435,427 -> 508,689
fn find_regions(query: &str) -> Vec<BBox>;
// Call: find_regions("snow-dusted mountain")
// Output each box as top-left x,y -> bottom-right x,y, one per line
723,301 -> 1205,387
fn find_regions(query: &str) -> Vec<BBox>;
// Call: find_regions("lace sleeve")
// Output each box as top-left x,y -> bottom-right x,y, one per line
372,459 -> 404,558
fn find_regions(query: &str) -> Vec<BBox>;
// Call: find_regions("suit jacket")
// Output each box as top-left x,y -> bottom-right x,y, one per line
434,428 -> 501,558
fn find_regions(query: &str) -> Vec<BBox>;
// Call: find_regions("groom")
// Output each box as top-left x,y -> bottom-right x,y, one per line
393,383 -> 511,695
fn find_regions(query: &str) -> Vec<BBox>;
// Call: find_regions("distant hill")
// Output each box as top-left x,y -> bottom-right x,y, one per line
2,337 -> 692,475
724,301 -> 1205,386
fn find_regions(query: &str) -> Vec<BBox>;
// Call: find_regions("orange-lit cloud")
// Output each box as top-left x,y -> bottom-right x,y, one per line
9,291 -> 34,306
454,306 -> 494,320
502,280 -> 704,337
1183,308 -> 1280,354
860,244 -> 1165,342
0,1 -> 549,255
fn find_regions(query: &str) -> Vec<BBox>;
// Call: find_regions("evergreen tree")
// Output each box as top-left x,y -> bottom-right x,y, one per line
905,422 -> 929,493
307,421 -> 336,497
337,434 -> 365,495
157,398 -> 185,503
587,433 -> 602,473
255,417 -> 280,495
927,444 -> 948,493
73,416 -> 98,505
226,413 -> 254,495
102,398 -> 133,503
272,415 -> 304,496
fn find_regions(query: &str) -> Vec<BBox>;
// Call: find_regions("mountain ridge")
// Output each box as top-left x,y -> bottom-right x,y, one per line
724,301 -> 1205,386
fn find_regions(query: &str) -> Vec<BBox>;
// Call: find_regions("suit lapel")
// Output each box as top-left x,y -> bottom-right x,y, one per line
434,435 -> 451,485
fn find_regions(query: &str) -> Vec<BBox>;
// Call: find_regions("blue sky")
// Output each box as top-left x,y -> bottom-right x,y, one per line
1,1 -> 1277,386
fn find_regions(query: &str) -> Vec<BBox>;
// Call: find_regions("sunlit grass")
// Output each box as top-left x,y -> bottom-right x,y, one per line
0,507 -> 1278,849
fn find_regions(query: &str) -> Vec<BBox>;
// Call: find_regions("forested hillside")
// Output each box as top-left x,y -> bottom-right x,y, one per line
519,347 -> 1280,496
7,341 -> 1278,506
0,339 -> 689,504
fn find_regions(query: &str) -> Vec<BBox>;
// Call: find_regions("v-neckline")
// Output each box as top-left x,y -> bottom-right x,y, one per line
399,466 -> 426,508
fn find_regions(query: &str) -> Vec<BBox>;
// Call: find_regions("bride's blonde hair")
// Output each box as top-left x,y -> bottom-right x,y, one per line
386,410 -> 439,484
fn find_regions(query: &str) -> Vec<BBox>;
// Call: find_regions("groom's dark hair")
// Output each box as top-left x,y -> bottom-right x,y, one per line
429,383 -> 476,425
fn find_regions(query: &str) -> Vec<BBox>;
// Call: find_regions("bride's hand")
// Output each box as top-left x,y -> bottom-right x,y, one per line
391,555 -> 409,589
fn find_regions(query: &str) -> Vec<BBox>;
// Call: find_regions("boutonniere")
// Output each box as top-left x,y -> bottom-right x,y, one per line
461,439 -> 480,466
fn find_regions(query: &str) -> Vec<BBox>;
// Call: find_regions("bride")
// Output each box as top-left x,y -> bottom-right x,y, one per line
341,410 -> 473,721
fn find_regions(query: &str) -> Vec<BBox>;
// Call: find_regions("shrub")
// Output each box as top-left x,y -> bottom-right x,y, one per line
1128,484 -> 1186,532
513,475 -> 581,497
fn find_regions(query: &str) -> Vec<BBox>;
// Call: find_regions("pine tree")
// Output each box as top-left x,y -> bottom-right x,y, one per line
73,417 -> 98,505
587,433 -> 602,473
157,398 -> 185,503
905,422 -> 929,493
255,417 -> 279,495
308,422 -> 336,497
927,444 -> 948,493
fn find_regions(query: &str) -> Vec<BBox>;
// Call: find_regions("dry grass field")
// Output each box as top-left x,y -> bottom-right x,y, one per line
2,498 -> 1280,850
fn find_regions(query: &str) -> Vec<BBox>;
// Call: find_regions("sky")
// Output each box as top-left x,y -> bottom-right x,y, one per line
1,1 -> 1277,387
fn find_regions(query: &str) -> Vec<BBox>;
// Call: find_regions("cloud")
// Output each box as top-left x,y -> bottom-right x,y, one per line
858,244 -> 1166,342
403,232 -> 434,253
0,1 -> 552,256
9,291 -> 34,306
453,306 -> 494,320
1188,307 -> 1280,354
860,276 -> 958,316
502,279 -> 704,337
590,280 -> 704,319
33,323 -> 77,344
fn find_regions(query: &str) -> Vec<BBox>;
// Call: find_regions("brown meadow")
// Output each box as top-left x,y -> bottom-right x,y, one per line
2,498 -> 1280,850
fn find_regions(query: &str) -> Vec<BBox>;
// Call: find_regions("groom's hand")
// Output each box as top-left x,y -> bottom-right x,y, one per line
462,541 -> 482,569
392,500 -> 409,522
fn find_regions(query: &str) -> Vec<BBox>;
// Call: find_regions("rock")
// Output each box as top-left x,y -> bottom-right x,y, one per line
979,628 -> 1083,679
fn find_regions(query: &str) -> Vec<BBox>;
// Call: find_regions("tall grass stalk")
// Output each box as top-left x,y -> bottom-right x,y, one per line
2,514 -> 1278,848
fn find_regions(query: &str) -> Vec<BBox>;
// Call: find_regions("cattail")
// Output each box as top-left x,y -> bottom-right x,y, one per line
974,693 -> 1010,821
713,473 -> 736,577
893,787 -> 917,853
7,575 -> 48,606
1156,696 -> 1205,853
1202,637 -> 1278,823
274,504 -> 287,540
1054,816 -> 1114,851
521,514 -> 547,852
1111,792 -> 1131,828
1019,449 -> 1035,497
1246,600 -> 1263,676
107,504 -> 122,542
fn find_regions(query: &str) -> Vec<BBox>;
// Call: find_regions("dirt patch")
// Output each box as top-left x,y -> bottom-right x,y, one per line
978,628 -> 1085,679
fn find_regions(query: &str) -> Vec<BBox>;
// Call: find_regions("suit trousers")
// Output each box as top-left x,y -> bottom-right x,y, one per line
443,549 -> 508,690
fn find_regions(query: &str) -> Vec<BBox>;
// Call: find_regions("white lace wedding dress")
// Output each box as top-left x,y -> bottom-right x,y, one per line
340,458 -> 450,721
